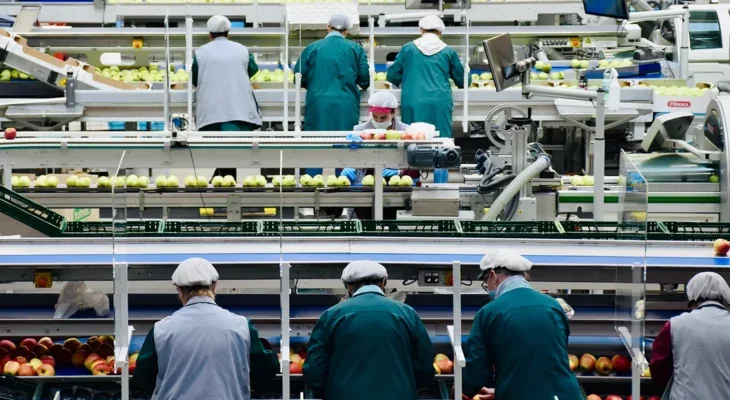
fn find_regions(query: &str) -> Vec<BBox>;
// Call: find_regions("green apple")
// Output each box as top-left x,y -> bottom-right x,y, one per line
550,72 -> 561,80
10,176 -> 19,187
375,72 -> 387,81
300,174 -> 312,186
126,175 -> 139,187
254,175 -> 267,187
326,175 -> 338,187
470,73 -> 479,82
242,176 -> 255,187
570,176 -> 584,186
538,72 -> 549,80
570,59 -> 581,69
212,176 -> 225,187
337,176 -> 351,186
155,176 -> 168,188
710,175 -> 720,183
46,176 -> 59,188
18,176 -> 31,188
223,175 -> 236,187
583,176 -> 595,186
138,176 -> 149,188
184,175 -> 197,187
283,175 -> 296,187
66,175 -> 79,187
272,176 -> 282,187
541,63 -> 552,73
388,176 -> 401,186
400,176 -> 414,186
78,177 -> 91,188
114,176 -> 125,188
97,176 -> 111,188
196,176 -> 207,187
580,60 -> 589,69
311,176 -> 325,187
362,175 -> 375,186
167,175 -> 179,187
35,176 -> 47,187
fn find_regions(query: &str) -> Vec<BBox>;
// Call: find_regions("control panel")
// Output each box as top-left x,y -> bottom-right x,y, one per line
417,270 -> 453,286
538,37 -> 581,48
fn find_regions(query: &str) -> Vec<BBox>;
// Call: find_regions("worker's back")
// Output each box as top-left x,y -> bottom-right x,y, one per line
388,41 -> 455,103
471,287 -> 583,400
669,302 -> 730,399
152,297 -> 252,400
303,289 -> 434,400
295,34 -> 369,131
195,38 -> 261,129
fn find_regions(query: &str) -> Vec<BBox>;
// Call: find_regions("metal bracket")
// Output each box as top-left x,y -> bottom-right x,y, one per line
397,141 -> 406,165
314,189 -> 321,215
60,140 -> 68,166
162,139 -> 172,166
252,141 -> 260,165
470,194 -> 486,220
138,191 -> 146,213
227,194 -> 242,222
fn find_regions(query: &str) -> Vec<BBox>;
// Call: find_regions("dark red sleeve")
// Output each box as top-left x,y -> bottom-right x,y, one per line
400,169 -> 420,179
650,320 -> 673,389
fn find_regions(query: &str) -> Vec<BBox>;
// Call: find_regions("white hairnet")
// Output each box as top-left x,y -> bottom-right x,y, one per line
686,272 -> 730,303
172,258 -> 220,287
369,91 -> 398,109
207,15 -> 231,33
479,250 -> 532,275
341,260 -> 388,283
419,15 -> 445,33
328,14 -> 352,31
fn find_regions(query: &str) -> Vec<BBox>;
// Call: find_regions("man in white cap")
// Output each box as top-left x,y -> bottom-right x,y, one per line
387,15 -> 469,139
304,261 -> 434,400
193,15 -> 262,180
295,13 -> 370,177
462,250 -> 582,400
132,258 -> 279,400
650,272 -> 730,399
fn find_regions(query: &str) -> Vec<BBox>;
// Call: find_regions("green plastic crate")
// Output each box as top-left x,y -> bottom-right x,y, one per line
262,220 -> 360,236
0,185 -> 66,237
63,220 -> 165,237
658,221 -> 730,242
360,220 -> 462,236
560,221 -> 653,240
461,221 -> 564,238
164,221 -> 262,236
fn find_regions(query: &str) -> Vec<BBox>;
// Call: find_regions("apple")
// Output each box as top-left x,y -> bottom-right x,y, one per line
433,362 -> 441,375
414,133 -> 426,140
362,175 -> 375,186
129,353 -> 139,364
196,176 -> 207,187
18,176 -> 31,187
37,363 -> 55,376
627,396 -> 645,400
20,339 -> 37,349
374,132 -> 386,140
326,175 -> 339,187
254,175 -> 267,187
46,176 -> 59,188
435,357 -> 453,374
92,363 -> 112,375
611,354 -> 631,374
360,132 -> 373,140
39,355 -> 55,368
223,175 -> 236,187
337,176 -> 351,186
84,353 -> 102,370
155,175 -> 168,188
97,176 -> 111,188
242,176 -> 256,187
283,175 -> 296,187
606,396 -> 622,400
14,356 -> 27,365
289,362 -> 303,374
595,356 -> 613,375
63,338 -> 81,352
297,348 -> 307,359
400,176 -> 414,186
90,359 -> 107,371
388,176 -> 401,186
125,175 -> 139,187
4,127 -> 17,140
714,238 -> 729,256
272,176 -> 282,187
290,354 -> 303,365
65,175 -> 78,187
300,174 -> 312,186
400,132 -> 413,140
568,354 -> 578,371
184,175 -> 197,187
0,355 -> 11,371
113,176 -> 125,188
212,176 -> 225,187
18,363 -> 35,376
167,175 -> 179,187
709,174 -> 720,183
71,351 -> 88,367
29,358 -> 42,371
311,176 -> 325,187
580,354 -> 596,372
0,340 -> 16,353
38,340 -> 54,350
647,397 -> 661,400
586,396 -> 602,400
3,360 -> 20,376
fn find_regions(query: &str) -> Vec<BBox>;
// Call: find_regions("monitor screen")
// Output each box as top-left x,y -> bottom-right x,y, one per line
583,0 -> 629,19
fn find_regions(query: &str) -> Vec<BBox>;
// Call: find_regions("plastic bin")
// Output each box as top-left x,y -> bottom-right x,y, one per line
164,221 -> 261,236
261,220 -> 360,236
0,185 -> 66,236
461,221 -> 564,238
63,220 -> 165,237
360,220 -> 462,236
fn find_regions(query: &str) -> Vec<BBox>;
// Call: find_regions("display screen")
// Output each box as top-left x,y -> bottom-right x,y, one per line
583,0 -> 629,19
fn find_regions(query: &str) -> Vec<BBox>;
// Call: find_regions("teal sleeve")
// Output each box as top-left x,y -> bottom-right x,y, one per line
248,321 -> 280,390
386,49 -> 405,87
463,309 -> 494,397
192,54 -> 198,87
131,326 -> 158,395
302,310 -> 331,397
409,308 -> 436,388
449,49 -> 468,89
294,47 -> 309,89
248,54 -> 259,78
356,46 -> 370,90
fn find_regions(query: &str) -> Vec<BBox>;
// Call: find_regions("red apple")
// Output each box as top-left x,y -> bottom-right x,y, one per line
359,132 -> 373,140
611,354 -> 631,374
129,353 -> 139,364
568,354 -> 578,371
38,337 -> 54,349
606,396 -> 623,400
0,355 -> 12,371
374,132 -> 386,140
37,363 -> 55,376
128,362 -> 136,374
17,363 -> 35,376
627,396 -> 645,400
0,340 -> 16,353
32,344 -> 48,357
3,360 -> 20,376
19,338 -> 37,349
647,397 -> 661,400
28,358 -> 42,372
84,353 -> 102,370
4,127 -> 16,140
714,239 -> 729,256
92,363 -> 112,375
296,348 -> 307,359
13,356 -> 27,365
39,355 -> 55,368
289,362 -> 303,374
63,338 -> 81,352
595,357 -> 613,376
90,359 -> 107,372
586,396 -> 602,400
414,133 -> 426,140
400,132 -> 413,140
580,354 -> 596,372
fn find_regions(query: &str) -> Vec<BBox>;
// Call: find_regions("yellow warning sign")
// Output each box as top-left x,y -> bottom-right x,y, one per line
584,38 -> 592,45
59,78 -> 67,87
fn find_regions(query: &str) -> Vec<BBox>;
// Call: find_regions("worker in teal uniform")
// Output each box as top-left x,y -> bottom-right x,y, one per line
386,15 -> 469,139
131,258 -> 279,400
462,250 -> 583,400
304,261 -> 435,400
295,14 -> 370,176
192,15 -> 261,180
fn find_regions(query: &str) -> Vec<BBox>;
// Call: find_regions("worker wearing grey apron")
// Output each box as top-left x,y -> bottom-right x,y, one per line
193,15 -> 262,181
650,271 -> 730,399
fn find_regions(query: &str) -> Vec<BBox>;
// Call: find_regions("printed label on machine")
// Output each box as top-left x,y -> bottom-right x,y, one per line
667,101 -> 691,108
